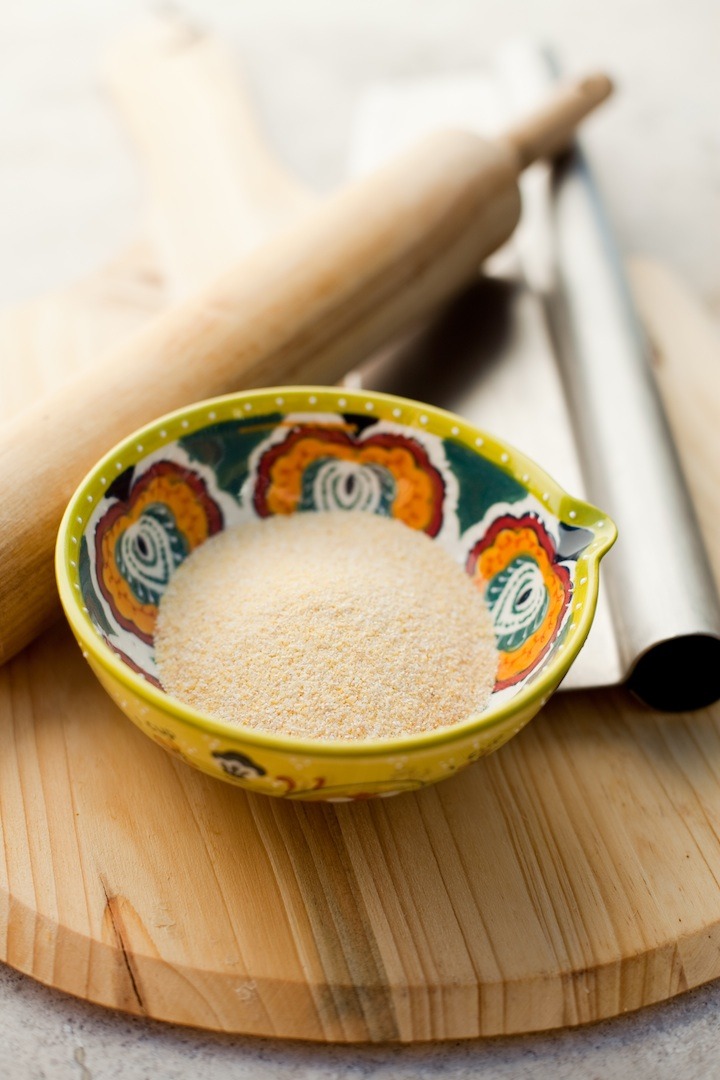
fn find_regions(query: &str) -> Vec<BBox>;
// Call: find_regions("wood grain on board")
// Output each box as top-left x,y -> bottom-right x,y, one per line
2,13 -> 720,1042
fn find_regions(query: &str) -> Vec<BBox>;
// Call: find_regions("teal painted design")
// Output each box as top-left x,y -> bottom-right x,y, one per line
299,458 -> 396,514
486,554 -> 550,652
114,503 -> 188,607
180,416 -> 282,500
443,438 -> 525,535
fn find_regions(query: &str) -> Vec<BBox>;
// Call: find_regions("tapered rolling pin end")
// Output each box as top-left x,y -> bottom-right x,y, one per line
579,72 -> 614,103
503,70 -> 614,171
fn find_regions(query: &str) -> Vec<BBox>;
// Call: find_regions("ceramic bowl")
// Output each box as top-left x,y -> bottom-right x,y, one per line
55,386 -> 617,801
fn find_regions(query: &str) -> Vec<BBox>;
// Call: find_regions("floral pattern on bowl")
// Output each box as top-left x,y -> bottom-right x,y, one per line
57,387 -> 617,801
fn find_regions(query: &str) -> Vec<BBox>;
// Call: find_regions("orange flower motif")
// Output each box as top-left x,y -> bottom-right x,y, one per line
95,462 -> 223,642
254,425 -> 445,535
467,514 -> 571,689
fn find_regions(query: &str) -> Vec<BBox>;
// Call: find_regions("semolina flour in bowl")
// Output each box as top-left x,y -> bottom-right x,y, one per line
154,511 -> 498,741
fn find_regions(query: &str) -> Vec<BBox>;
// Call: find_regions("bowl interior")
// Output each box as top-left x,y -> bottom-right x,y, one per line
61,387 -> 616,735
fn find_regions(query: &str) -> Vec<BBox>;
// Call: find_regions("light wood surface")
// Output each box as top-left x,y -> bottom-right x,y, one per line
0,241 -> 166,416
0,256 -> 719,1041
0,12 -> 316,424
102,12 -> 317,298
626,256 -> 720,550
0,72 -> 610,668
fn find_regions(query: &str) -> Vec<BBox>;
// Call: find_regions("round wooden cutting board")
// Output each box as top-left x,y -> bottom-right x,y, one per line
0,255 -> 718,1042
3,614 -> 720,1042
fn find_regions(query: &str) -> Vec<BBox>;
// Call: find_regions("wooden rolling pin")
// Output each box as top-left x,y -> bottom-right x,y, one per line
0,72 -> 612,665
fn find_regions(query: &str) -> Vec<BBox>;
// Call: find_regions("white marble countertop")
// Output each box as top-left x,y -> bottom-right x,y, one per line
2,2 -> 720,1076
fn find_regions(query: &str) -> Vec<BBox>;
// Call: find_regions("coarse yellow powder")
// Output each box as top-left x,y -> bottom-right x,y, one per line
154,512 -> 498,741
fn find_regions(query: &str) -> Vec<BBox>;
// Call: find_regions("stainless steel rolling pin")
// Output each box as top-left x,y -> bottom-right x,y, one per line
500,42 -> 720,711
548,146 -> 720,710
0,72 -> 611,666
